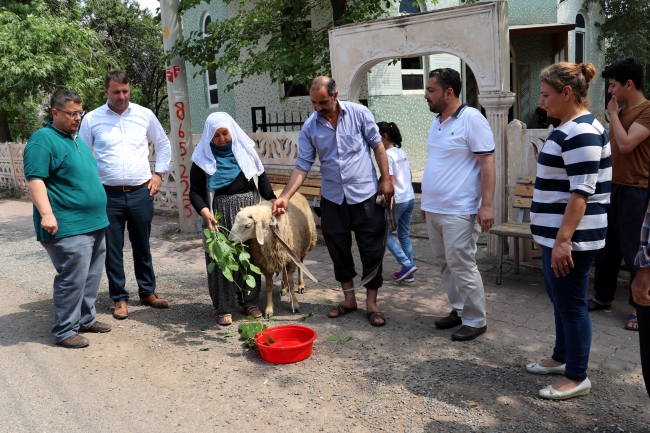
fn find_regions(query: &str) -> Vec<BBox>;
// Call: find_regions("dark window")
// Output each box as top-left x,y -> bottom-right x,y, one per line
575,32 -> 584,63
208,70 -> 217,86
576,14 -> 585,28
401,57 -> 422,69
209,89 -> 219,105
402,74 -> 424,90
283,81 -> 309,97
399,0 -> 421,14
203,14 -> 211,33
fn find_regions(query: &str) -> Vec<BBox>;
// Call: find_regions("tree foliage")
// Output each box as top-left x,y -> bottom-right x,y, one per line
173,0 -> 478,93
83,0 -> 169,123
0,1 -> 113,141
584,0 -> 650,94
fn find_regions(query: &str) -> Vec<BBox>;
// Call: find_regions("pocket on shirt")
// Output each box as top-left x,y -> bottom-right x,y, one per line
339,132 -> 364,152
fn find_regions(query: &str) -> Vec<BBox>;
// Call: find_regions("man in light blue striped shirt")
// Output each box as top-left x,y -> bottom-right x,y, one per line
273,77 -> 393,327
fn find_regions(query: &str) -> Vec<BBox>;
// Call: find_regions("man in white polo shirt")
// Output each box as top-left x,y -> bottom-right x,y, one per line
421,68 -> 496,341
80,70 -> 174,320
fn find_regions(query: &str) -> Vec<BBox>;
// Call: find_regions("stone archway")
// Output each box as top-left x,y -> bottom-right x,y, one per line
329,1 -> 515,256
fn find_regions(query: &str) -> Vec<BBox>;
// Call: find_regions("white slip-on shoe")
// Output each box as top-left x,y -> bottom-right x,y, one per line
525,361 -> 566,375
538,378 -> 591,400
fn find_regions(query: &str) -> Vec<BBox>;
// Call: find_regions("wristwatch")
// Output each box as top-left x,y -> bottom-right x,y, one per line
154,172 -> 165,179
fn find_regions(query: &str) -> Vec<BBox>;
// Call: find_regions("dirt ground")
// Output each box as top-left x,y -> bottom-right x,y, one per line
1,197 -> 649,433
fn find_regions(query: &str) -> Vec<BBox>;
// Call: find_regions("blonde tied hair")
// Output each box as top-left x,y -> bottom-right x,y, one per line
540,62 -> 597,108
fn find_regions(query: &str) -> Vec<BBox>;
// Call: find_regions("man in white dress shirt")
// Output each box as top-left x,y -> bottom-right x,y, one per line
79,70 -> 173,319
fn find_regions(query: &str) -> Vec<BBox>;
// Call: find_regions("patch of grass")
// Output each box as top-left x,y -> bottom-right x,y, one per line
161,225 -> 178,241
0,187 -> 29,200
154,209 -> 179,218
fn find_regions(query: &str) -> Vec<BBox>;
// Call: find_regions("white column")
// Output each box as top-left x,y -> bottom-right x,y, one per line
478,91 -> 516,257
160,0 -> 196,233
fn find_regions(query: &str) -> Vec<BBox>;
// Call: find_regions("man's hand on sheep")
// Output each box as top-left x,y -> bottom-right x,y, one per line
200,207 -> 218,231
272,196 -> 289,215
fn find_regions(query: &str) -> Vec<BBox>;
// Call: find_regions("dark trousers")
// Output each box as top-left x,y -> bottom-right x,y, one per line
104,187 -> 156,302
639,305 -> 650,397
320,195 -> 386,290
542,246 -> 599,382
594,184 -> 648,307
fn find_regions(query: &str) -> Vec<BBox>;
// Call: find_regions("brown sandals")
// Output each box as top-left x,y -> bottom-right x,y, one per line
241,304 -> 263,319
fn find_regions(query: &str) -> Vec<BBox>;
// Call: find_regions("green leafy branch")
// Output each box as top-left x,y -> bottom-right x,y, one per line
204,211 -> 261,302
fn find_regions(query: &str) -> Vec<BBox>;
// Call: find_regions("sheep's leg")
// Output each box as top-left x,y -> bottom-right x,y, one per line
264,272 -> 275,319
280,270 -> 288,296
288,271 -> 300,313
297,265 -> 305,294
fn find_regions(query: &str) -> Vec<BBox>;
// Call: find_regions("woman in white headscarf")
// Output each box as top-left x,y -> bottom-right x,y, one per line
189,112 -> 276,325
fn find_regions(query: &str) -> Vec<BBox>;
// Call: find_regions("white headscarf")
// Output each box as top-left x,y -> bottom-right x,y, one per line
191,112 -> 264,179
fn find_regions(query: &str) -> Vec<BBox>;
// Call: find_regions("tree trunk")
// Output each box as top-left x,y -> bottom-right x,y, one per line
0,110 -> 12,143
330,0 -> 346,22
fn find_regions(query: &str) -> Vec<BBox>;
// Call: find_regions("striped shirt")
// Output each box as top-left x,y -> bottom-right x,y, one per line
635,204 -> 650,267
530,113 -> 611,251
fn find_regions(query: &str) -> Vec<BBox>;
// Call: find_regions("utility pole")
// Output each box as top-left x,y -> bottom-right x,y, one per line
160,0 -> 196,233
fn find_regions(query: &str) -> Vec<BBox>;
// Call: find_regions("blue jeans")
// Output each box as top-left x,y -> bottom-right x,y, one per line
41,230 -> 106,343
105,187 -> 156,302
387,199 -> 415,267
542,246 -> 599,382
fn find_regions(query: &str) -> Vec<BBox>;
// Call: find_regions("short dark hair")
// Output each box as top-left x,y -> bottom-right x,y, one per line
50,89 -> 82,110
105,70 -> 130,88
309,77 -> 337,97
602,57 -> 644,90
429,68 -> 462,97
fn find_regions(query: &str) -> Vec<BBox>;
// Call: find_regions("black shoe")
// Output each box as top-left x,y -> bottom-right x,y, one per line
434,310 -> 462,329
451,325 -> 487,341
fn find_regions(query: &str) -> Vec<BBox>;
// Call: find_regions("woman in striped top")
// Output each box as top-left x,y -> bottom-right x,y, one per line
526,62 -> 612,400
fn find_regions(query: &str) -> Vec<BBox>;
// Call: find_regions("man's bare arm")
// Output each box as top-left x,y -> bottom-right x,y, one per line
476,153 -> 496,232
372,142 -> 394,202
272,168 -> 308,215
28,180 -> 58,235
607,96 -> 650,153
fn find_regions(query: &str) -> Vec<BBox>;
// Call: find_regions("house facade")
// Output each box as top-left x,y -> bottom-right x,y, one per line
181,0 -> 605,171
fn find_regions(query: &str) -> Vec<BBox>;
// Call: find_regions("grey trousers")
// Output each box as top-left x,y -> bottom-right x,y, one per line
425,212 -> 487,328
41,230 -> 106,343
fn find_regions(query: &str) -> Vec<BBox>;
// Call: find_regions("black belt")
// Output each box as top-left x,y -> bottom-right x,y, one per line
103,181 -> 149,191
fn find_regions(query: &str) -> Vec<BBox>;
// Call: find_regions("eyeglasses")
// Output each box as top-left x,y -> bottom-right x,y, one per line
56,109 -> 86,118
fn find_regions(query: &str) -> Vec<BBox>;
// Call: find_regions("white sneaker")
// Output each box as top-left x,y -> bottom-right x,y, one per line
525,361 -> 566,375
538,378 -> 591,400
403,276 -> 414,283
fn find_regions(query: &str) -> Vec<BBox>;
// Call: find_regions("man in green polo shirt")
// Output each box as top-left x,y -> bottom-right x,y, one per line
24,89 -> 111,349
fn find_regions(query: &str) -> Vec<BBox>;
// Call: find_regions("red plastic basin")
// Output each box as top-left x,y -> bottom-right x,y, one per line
254,325 -> 317,364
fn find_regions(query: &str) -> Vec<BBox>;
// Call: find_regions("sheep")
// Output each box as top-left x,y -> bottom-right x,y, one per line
228,190 -> 317,318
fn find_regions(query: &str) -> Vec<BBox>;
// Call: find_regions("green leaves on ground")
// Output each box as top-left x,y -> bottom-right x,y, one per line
301,312 -> 315,321
201,325 -> 209,331
199,347 -> 210,351
239,321 -> 267,340
326,335 -> 353,342
224,332 -> 238,337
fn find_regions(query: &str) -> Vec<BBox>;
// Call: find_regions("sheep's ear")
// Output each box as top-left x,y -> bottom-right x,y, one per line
255,219 -> 265,245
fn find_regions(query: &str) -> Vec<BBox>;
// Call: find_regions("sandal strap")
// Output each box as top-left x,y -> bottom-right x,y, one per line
242,304 -> 262,317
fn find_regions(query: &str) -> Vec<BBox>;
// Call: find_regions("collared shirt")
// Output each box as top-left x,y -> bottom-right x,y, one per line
79,102 -> 173,186
23,124 -> 108,241
635,203 -> 650,268
296,100 -> 381,204
421,104 -> 495,214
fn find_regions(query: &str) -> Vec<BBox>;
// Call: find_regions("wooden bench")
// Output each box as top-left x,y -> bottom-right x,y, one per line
489,174 -> 534,285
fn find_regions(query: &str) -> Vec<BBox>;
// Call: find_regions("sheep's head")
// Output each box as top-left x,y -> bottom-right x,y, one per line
228,203 -> 273,245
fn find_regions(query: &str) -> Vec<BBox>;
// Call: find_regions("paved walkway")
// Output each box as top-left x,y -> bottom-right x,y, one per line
147,199 -> 645,378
